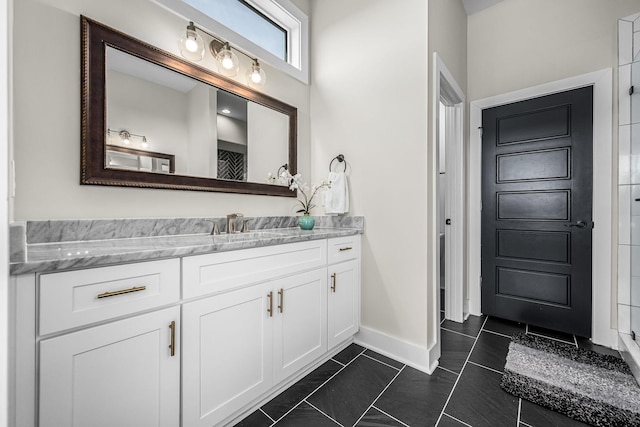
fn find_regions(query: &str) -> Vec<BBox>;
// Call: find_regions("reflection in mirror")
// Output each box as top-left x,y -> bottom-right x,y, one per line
81,16 -> 296,196
105,47 -> 289,183
106,144 -> 175,173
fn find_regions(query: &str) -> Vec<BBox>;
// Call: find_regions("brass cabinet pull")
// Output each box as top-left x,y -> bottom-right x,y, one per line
331,273 -> 337,292
339,247 -> 353,252
278,288 -> 284,313
168,321 -> 176,357
97,285 -> 146,299
267,291 -> 273,317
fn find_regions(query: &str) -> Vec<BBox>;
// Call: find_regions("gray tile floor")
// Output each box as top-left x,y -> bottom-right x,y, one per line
235,313 -> 621,427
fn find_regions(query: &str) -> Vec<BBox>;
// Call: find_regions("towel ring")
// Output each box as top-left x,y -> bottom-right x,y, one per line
329,154 -> 346,172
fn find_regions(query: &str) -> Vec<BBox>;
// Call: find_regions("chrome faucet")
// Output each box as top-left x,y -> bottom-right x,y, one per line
226,213 -> 243,233
210,222 -> 220,235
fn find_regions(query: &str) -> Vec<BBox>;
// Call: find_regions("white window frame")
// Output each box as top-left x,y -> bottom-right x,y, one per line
154,0 -> 309,84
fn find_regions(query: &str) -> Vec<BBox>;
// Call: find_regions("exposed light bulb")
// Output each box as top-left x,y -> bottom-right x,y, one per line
222,108 -> 231,114
213,41 -> 239,77
178,22 -> 204,61
184,36 -> 198,53
119,130 -> 131,145
250,69 -> 262,83
221,53 -> 234,70
142,137 -> 149,148
247,60 -> 266,88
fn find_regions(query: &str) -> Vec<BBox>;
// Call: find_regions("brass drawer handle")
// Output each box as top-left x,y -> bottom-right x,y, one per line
331,273 -> 337,292
267,291 -> 273,317
169,321 -> 176,357
97,285 -> 146,299
278,288 -> 284,313
339,247 -> 353,252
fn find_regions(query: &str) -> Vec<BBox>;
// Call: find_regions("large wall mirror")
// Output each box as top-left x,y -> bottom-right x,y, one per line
81,16 -> 296,197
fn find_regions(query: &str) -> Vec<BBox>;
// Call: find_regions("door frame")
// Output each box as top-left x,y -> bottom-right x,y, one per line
432,53 -> 465,325
468,69 -> 615,347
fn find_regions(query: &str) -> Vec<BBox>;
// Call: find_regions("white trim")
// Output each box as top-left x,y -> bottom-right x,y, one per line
619,333 -> 640,384
153,0 -> 309,84
433,53 -> 466,327
0,0 -> 9,422
354,326 -> 435,374
468,69 -> 614,347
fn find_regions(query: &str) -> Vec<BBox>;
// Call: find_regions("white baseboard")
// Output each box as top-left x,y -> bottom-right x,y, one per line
619,333 -> 640,385
354,326 -> 435,374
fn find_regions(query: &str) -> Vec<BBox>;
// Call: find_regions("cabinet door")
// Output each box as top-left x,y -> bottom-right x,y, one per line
328,260 -> 361,349
182,282 -> 273,427
273,269 -> 327,383
39,306 -> 180,427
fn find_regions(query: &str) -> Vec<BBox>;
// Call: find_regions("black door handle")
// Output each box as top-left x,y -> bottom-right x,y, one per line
564,220 -> 587,228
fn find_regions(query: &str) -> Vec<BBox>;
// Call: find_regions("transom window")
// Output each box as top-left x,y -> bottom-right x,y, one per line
156,0 -> 309,83
184,0 -> 287,61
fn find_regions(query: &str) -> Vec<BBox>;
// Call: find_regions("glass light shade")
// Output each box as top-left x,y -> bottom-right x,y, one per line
214,43 -> 240,77
119,130 -> 131,145
247,60 -> 267,88
178,23 -> 205,61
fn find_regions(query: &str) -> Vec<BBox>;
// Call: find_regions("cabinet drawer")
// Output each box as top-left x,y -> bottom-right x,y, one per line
183,240 -> 327,299
327,235 -> 361,264
39,259 -> 180,335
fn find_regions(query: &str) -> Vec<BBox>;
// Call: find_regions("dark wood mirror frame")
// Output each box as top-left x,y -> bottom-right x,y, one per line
81,16 -> 297,197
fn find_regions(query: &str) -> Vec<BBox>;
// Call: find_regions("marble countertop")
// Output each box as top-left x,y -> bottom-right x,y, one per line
10,226 -> 362,275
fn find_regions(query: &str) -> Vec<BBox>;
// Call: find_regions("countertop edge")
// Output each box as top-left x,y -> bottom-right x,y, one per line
10,228 -> 363,276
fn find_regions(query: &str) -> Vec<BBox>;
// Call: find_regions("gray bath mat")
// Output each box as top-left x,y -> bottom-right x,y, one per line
501,333 -> 640,426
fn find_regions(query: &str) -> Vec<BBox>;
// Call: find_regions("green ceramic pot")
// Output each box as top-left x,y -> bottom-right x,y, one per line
298,214 -> 315,230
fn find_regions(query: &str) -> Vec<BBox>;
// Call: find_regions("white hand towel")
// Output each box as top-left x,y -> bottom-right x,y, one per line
324,171 -> 349,214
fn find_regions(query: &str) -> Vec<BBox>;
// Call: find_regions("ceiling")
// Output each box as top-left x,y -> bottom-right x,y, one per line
461,0 -> 504,16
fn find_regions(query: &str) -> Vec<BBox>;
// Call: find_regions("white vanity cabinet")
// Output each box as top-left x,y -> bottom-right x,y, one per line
182,281 -> 274,427
36,259 -> 181,427
181,241 -> 328,427
12,234 -> 361,427
327,236 -> 362,349
39,307 -> 181,427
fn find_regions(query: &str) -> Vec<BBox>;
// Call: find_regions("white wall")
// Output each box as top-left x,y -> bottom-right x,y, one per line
247,102 -> 288,182
311,0 -> 431,356
468,0 -> 640,331
12,0 -> 310,220
217,115 -> 247,146
107,70 -> 188,170
468,0 -> 640,101
0,0 -> 9,424
186,84 -> 217,177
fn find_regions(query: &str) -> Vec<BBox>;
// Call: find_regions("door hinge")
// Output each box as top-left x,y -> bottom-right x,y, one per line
478,126 -> 483,137
633,330 -> 636,340
630,86 -> 635,96
591,221 -> 595,229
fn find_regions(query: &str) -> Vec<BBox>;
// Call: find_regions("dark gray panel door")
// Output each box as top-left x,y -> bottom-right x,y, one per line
481,87 -> 593,337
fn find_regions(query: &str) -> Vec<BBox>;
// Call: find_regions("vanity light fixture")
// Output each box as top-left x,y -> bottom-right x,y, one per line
177,21 -> 267,87
107,129 -> 150,149
178,21 -> 205,61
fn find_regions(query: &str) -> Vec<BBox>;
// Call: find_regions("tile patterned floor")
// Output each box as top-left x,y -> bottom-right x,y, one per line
235,314 -> 621,427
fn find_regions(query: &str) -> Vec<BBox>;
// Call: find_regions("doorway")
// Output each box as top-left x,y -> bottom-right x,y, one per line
433,53 -> 465,324
468,69 -> 615,347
